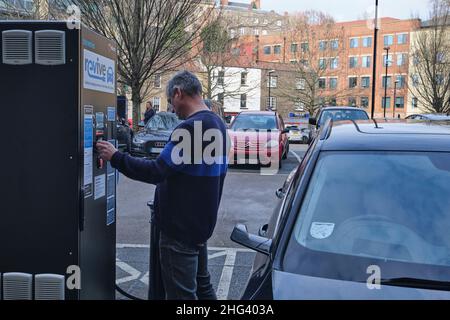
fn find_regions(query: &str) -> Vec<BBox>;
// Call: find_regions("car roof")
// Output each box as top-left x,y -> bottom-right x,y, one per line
320,107 -> 367,112
239,111 -> 276,116
320,120 -> 450,152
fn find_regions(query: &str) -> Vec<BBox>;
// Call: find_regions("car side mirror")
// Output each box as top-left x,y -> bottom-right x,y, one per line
231,224 -> 272,256
258,224 -> 269,238
309,117 -> 317,126
276,188 -> 285,199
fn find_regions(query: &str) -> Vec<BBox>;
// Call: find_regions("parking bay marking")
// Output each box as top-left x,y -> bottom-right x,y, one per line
116,244 -> 255,299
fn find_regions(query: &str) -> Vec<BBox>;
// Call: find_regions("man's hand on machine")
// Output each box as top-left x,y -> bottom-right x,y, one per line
97,141 -> 118,162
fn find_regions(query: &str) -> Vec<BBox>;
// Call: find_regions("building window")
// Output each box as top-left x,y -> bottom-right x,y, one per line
254,29 -> 259,36
330,40 -> 339,50
382,97 -> 391,109
240,94 -> 247,109
294,101 -> 305,112
412,74 -> 419,87
348,97 -> 357,107
383,54 -> 393,67
384,35 -> 394,46
240,27 -> 245,36
395,97 -> 405,109
362,37 -> 372,48
412,97 -> 418,109
349,56 -> 359,68
217,92 -> 224,106
318,78 -> 326,89
152,97 -> 161,112
267,96 -> 277,109
319,58 -> 327,70
262,30 -> 268,36
230,29 -> 236,38
397,33 -> 408,45
319,41 -> 327,51
329,97 -> 337,106
382,76 -> 392,88
274,45 -> 282,55
276,20 -> 282,27
300,59 -> 309,67
330,58 -> 339,70
296,78 -> 306,90
361,97 -> 369,108
290,59 -> 298,64
301,42 -> 309,53
263,46 -> 271,55
329,78 -> 338,90
267,75 -> 278,88
291,43 -> 298,53
437,52 -> 445,63
396,75 -> 406,88
217,70 -> 225,86
362,56 -> 371,68
154,74 -> 162,88
350,38 -> 359,48
413,54 -> 420,65
436,74 -> 444,85
361,76 -> 370,88
241,72 -> 248,86
349,77 -> 358,88
397,53 -> 407,66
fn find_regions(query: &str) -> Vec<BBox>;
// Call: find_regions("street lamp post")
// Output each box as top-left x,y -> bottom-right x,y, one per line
393,80 -> 399,119
370,0 -> 379,119
268,70 -> 275,110
383,46 -> 390,118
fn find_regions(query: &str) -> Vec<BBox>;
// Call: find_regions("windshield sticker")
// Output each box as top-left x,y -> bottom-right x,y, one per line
310,222 -> 335,240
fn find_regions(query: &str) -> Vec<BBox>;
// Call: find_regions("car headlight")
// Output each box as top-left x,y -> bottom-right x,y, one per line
133,138 -> 146,147
265,140 -> 279,149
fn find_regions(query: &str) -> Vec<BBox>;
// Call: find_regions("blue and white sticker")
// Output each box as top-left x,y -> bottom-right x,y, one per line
310,222 -> 335,240
107,107 -> 116,121
83,49 -> 115,94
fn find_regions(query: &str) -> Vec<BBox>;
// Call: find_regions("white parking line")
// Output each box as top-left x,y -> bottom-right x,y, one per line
290,151 -> 303,163
117,243 -> 255,253
216,250 -> 237,301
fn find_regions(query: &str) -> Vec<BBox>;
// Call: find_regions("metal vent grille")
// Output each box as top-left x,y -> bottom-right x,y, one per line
35,274 -> 65,300
3,273 -> 33,300
35,30 -> 66,65
2,30 -> 33,65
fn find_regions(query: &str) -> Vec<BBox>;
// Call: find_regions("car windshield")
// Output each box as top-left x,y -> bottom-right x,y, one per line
146,113 -> 181,131
319,109 -> 369,126
231,115 -> 277,131
284,151 -> 450,284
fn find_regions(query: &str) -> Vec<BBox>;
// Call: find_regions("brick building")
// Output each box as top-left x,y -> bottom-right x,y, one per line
241,17 -> 421,118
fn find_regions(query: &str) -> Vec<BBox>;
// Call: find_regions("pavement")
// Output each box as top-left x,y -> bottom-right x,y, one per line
115,144 -> 309,300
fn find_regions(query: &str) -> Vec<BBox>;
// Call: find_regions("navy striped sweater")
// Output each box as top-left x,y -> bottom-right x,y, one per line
111,110 -> 228,245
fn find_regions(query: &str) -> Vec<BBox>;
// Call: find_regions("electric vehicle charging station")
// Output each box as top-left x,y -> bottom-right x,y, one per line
0,21 -> 117,300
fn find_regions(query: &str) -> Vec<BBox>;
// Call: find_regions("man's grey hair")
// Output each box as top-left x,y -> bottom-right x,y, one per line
166,71 -> 203,99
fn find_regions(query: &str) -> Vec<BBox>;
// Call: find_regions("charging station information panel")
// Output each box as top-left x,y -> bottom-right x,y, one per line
0,22 -> 117,300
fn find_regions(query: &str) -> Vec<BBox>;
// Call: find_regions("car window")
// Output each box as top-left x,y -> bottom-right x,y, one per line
146,114 -> 181,131
318,109 -> 369,126
283,151 -> 450,284
292,151 -> 450,266
231,115 -> 278,131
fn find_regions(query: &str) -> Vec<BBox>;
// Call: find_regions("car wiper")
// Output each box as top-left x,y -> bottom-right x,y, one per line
380,277 -> 450,292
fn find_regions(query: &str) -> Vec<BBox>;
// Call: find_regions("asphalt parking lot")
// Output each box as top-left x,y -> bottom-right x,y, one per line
115,144 -> 309,300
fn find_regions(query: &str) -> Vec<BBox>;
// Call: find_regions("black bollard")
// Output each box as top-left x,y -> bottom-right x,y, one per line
147,201 -> 166,300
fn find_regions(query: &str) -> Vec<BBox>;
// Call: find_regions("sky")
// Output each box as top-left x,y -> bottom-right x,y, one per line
261,0 -> 431,21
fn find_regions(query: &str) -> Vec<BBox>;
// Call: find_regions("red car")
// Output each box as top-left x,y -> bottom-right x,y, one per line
228,111 -> 290,168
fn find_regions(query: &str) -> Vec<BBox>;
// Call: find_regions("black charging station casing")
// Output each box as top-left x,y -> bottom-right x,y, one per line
0,21 -> 117,300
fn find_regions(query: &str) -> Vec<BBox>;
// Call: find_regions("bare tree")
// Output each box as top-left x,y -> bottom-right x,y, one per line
45,0 -> 212,129
410,0 -> 450,114
0,0 -> 51,19
278,11 -> 360,115
200,13 -> 260,108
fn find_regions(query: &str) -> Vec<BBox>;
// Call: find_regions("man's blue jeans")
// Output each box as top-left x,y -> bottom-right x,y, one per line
159,232 -> 217,300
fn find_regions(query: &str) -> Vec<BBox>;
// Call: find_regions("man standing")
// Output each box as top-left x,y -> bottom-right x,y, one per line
144,101 -> 155,124
97,71 -> 229,300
